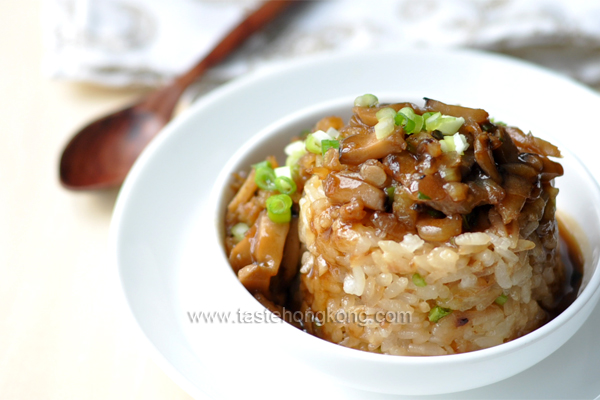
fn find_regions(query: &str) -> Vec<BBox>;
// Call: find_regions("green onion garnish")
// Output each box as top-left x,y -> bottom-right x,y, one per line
274,176 -> 297,195
394,112 -> 405,126
440,133 -> 469,155
305,133 -> 321,155
354,94 -> 379,107
392,107 -> 424,135
427,114 -> 465,135
284,141 -> 307,172
231,222 -> 250,243
412,114 -> 424,133
403,117 -> 416,135
424,112 -> 441,132
254,165 -> 276,191
417,191 -> 431,200
429,306 -> 452,323
284,141 -> 306,156
266,194 -> 293,223
412,273 -> 427,287
274,166 -> 292,179
386,186 -> 395,201
399,107 -> 416,120
376,107 -> 396,121
375,117 -> 395,139
421,112 -> 435,121
495,294 -> 508,306
321,139 -> 340,155
252,160 -> 272,170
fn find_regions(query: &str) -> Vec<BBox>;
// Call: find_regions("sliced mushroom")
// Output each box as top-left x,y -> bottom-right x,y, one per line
275,217 -> 302,288
229,224 -> 257,272
226,169 -> 257,220
424,98 -> 489,124
474,127 -> 503,184
416,213 -> 462,242
237,211 -> 290,294
539,156 -> 564,181
492,127 -> 521,164
323,172 -> 386,211
505,127 -> 561,158
250,211 -> 291,268
359,159 -> 389,188
340,131 -> 406,165
315,116 -> 344,132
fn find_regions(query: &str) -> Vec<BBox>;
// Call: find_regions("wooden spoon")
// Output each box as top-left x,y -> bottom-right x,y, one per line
60,1 -> 295,190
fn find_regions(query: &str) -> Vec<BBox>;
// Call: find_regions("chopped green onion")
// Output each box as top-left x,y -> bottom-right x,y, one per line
417,191 -> 431,200
399,107 -> 416,120
495,294 -> 508,306
421,112 -> 435,121
427,114 -> 465,135
429,306 -> 452,323
252,160 -> 272,170
266,194 -> 293,223
403,117 -> 416,135
386,186 -> 395,201
231,222 -> 250,243
274,176 -> 297,195
326,127 -> 341,139
394,112 -> 405,126
354,94 -> 379,107
375,117 -> 395,139
412,273 -> 427,287
306,130 -> 334,155
274,166 -> 292,179
438,116 -> 465,135
376,107 -> 396,121
424,112 -> 442,132
397,108 -> 416,134
440,136 -> 455,153
255,166 -> 276,191
413,114 -> 424,133
440,133 -> 469,155
393,107 -> 424,135
284,141 -> 307,171
284,141 -> 306,156
321,139 -> 340,155
305,133 -> 321,154
490,118 -> 507,126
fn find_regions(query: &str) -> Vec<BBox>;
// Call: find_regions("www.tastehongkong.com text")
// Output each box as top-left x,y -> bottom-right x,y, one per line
187,308 -> 412,325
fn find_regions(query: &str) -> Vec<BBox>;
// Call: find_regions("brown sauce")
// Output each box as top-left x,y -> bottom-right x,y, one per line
549,216 -> 585,318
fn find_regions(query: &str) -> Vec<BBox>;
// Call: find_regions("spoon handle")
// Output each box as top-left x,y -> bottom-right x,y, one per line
143,1 -> 296,117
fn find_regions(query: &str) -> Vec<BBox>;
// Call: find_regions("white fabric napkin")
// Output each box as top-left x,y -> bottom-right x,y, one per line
44,0 -> 600,88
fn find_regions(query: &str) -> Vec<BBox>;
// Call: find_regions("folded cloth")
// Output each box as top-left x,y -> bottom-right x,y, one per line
43,0 -> 600,88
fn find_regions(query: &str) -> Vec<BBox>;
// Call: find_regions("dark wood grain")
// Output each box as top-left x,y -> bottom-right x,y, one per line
60,1 -> 296,190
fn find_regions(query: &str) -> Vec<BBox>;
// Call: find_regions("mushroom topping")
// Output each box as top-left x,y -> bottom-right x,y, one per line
323,172 -> 387,211
237,211 -> 290,294
424,98 -> 489,124
340,131 -> 406,165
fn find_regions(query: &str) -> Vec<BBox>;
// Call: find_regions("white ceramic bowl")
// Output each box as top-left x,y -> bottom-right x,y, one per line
112,49 -> 600,399
208,95 -> 600,395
